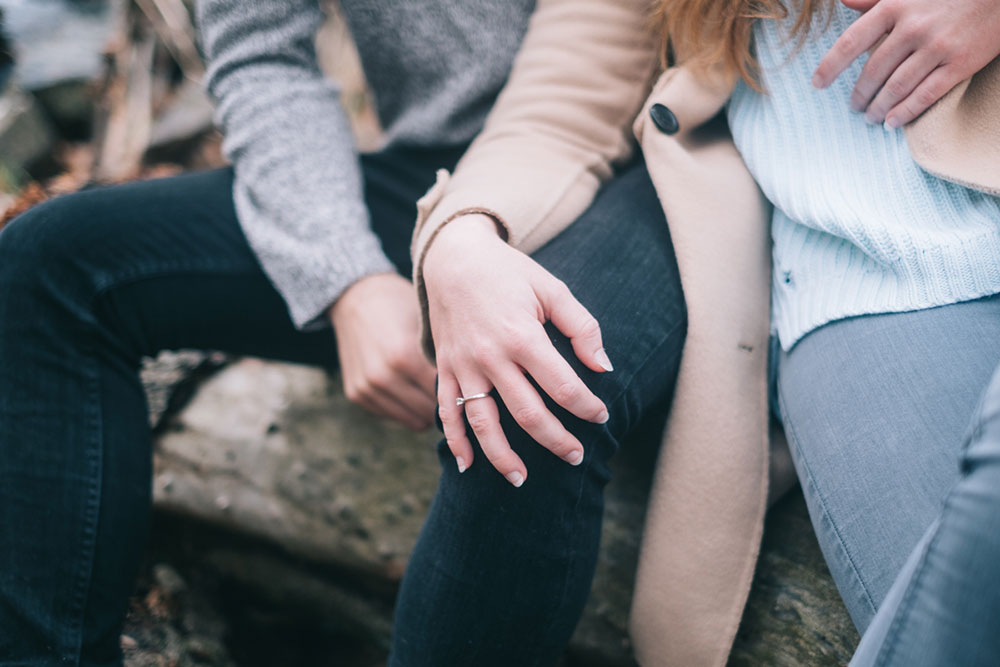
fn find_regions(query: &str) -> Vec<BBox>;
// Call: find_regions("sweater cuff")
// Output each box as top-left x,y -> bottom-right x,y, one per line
289,252 -> 398,332
230,179 -> 399,331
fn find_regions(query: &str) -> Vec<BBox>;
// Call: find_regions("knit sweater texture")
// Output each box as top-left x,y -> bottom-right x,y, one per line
728,5 -> 1000,350
196,0 -> 535,328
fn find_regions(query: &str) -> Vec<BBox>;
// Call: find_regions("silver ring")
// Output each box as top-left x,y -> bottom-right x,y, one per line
456,392 -> 490,407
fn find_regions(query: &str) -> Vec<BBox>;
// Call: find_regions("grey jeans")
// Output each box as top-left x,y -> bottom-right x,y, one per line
775,294 -> 1000,665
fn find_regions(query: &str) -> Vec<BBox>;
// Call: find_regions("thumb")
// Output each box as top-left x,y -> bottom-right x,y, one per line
842,0 -> 879,11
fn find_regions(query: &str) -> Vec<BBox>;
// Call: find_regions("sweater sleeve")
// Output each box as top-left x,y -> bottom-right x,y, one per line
409,0 -> 659,351
197,0 -> 396,329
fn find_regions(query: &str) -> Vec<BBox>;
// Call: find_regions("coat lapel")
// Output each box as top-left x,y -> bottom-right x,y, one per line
906,56 -> 1000,195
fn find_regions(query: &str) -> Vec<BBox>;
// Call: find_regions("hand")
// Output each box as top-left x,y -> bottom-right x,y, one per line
329,273 -> 437,431
813,0 -> 1000,127
423,214 -> 612,487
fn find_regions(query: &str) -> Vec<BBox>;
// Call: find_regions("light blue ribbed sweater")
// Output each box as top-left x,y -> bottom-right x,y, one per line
728,5 -> 1000,350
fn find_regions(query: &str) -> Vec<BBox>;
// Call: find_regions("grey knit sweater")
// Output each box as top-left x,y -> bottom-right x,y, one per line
196,0 -> 535,328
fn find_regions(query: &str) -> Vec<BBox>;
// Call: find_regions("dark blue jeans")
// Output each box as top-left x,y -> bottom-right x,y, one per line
0,147 -> 685,666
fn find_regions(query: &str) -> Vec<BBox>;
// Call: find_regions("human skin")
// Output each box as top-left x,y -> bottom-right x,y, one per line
326,213 -> 611,480
422,214 -> 612,487
813,0 -> 1000,128
329,273 -> 438,431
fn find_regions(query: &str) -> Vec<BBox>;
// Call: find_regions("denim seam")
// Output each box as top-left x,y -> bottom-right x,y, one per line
875,377 -> 1000,664
63,261 -> 250,663
777,381 -> 879,621
530,316 -> 686,662
65,340 -> 104,666
873,512 -> 948,665
92,262 -> 254,297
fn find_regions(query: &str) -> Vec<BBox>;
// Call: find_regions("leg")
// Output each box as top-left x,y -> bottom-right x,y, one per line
391,161 -> 687,666
0,147 -> 460,665
775,295 -> 1000,631
850,361 -> 1000,666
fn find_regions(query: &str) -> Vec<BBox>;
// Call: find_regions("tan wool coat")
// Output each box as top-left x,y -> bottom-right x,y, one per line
409,0 -> 1000,663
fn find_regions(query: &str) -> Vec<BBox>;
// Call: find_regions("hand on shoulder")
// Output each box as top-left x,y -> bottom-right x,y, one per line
813,0 -> 1000,127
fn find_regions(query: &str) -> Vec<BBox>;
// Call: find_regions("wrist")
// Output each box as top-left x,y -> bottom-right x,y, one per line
424,213 -> 504,279
329,272 -> 400,324
436,213 -> 503,246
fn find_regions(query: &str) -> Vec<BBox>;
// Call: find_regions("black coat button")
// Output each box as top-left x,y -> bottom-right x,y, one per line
649,103 -> 679,135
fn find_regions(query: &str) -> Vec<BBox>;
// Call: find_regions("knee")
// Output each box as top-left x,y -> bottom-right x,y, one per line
0,193 -> 98,292
540,321 -> 628,406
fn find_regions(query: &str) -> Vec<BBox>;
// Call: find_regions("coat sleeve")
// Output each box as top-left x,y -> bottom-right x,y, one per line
410,0 -> 659,354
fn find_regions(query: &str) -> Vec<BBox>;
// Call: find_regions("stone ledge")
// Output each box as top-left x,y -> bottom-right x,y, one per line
144,357 -> 858,665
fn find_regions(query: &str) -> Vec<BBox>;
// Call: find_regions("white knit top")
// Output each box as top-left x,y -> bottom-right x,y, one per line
728,5 -> 1000,350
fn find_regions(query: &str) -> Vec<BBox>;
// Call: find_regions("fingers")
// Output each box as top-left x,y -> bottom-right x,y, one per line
352,386 -> 431,431
343,361 -> 435,430
863,50 -> 940,123
490,365 -> 585,466
437,372 -> 474,473
849,33 -> 913,112
884,64 -> 958,128
383,377 -> 438,425
358,348 -> 437,428
841,0 -> 879,11
408,354 -> 439,400
442,361 -> 588,485
383,341 -> 437,409
455,373 -> 528,487
393,336 -> 438,400
512,323 -> 609,425
813,5 -> 893,88
538,276 -> 612,374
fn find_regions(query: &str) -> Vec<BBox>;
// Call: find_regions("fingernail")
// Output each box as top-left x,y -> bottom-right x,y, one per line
865,111 -> 879,124
456,456 -> 467,473
566,450 -> 584,466
811,73 -> 824,89
506,471 -> 524,487
595,348 -> 614,372
849,98 -> 863,113
594,408 -> 609,424
884,116 -> 901,130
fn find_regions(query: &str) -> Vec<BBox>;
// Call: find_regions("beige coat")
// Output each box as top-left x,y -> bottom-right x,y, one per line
410,0 -> 1000,663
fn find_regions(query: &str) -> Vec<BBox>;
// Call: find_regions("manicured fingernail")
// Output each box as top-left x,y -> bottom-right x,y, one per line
566,450 -> 584,466
506,471 -> 524,487
811,73 -> 823,88
865,111 -> 879,124
595,348 -> 614,372
595,408 -> 609,424
849,98 -> 863,113
884,116 -> 901,130
456,456 -> 467,473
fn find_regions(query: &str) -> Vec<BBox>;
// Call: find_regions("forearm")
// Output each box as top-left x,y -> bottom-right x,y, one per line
411,0 -> 659,270
198,0 -> 394,328
410,0 -> 658,356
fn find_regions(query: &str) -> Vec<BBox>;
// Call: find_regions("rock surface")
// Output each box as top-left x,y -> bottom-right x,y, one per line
147,358 -> 860,665
121,562 -> 235,667
153,359 -> 441,581
141,350 -> 227,429
731,493 -> 860,665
